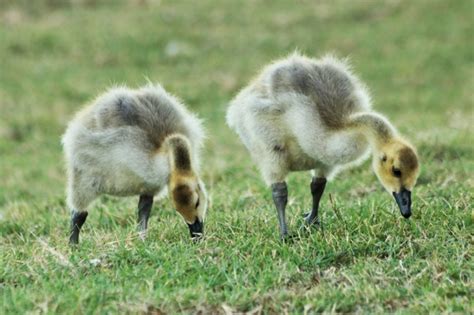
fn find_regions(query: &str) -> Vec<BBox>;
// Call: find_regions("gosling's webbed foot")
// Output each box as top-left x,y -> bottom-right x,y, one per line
280,232 -> 298,243
302,212 -> 320,226
299,212 -> 323,233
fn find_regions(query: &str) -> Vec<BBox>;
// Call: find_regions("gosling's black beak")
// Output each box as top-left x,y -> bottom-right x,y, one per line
393,188 -> 412,218
187,218 -> 204,239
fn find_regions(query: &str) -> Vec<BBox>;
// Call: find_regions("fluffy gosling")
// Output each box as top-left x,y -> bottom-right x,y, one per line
62,84 -> 207,244
226,53 -> 420,239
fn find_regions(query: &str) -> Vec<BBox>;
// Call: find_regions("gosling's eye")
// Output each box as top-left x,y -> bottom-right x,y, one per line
392,167 -> 402,178
195,198 -> 200,208
381,155 -> 387,162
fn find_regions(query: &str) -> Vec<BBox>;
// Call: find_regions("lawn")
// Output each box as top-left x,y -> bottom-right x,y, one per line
0,0 -> 472,313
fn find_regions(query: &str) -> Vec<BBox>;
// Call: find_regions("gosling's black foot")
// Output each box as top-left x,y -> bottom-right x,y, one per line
302,212 -> 320,226
280,232 -> 298,243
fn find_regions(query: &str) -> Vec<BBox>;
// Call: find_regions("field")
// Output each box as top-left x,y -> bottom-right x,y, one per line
0,0 -> 472,313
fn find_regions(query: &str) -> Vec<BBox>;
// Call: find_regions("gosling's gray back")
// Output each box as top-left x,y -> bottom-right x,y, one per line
89,85 -> 201,149
265,54 -> 371,129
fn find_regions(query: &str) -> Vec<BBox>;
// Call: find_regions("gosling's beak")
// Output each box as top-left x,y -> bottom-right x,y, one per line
187,218 -> 204,239
392,188 -> 412,218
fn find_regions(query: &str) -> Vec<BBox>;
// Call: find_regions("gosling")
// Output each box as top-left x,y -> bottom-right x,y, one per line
62,84 -> 208,244
226,53 -> 420,239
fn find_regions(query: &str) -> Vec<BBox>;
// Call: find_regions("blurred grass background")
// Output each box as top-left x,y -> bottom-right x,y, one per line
0,0 -> 472,313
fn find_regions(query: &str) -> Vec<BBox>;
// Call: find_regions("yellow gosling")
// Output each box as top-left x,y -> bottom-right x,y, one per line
226,52 -> 420,238
62,84 -> 207,244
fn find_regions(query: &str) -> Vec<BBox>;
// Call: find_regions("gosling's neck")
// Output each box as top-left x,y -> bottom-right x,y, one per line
165,134 -> 195,179
348,112 -> 398,154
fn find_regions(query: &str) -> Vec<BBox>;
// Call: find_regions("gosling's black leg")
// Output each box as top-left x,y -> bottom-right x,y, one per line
304,177 -> 327,226
137,195 -> 154,238
69,210 -> 88,245
272,182 -> 289,239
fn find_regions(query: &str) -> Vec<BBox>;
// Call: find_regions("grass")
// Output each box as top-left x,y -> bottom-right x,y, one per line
0,0 -> 472,313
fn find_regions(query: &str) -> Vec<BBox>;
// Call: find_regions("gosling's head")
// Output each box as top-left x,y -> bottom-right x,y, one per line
169,173 -> 208,239
373,138 -> 420,218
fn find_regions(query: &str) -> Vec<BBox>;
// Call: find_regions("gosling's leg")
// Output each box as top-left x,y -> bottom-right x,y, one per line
271,182 -> 289,239
69,210 -> 89,245
304,177 -> 327,226
137,195 -> 154,239
67,173 -> 97,245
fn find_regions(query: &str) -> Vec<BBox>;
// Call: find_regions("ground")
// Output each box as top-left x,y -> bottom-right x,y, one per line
0,0 -> 472,313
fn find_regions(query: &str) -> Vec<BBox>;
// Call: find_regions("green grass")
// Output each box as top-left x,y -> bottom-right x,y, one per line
0,0 -> 473,313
